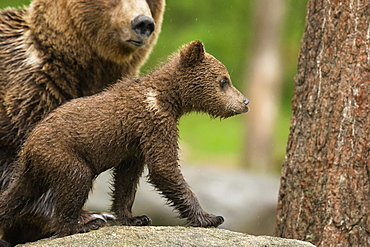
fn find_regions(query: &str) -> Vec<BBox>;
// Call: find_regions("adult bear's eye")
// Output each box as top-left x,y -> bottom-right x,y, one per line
219,77 -> 229,89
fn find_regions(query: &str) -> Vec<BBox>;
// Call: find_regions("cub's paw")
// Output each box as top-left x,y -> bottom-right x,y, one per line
122,215 -> 152,226
77,211 -> 116,233
188,212 -> 224,228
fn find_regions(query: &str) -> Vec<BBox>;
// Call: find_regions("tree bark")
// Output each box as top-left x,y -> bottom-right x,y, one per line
275,1 -> 370,246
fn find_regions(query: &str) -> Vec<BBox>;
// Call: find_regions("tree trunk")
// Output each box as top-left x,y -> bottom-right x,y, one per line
275,1 -> 370,246
244,0 -> 285,172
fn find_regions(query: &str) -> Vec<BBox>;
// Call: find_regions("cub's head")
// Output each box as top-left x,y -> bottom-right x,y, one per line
177,41 -> 249,118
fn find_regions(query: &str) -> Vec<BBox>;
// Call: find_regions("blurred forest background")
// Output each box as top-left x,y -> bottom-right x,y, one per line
1,0 -> 307,173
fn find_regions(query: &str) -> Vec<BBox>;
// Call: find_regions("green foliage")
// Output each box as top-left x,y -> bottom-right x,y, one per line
179,114 -> 245,166
142,0 -> 254,89
1,0 -> 307,169
0,0 -> 30,8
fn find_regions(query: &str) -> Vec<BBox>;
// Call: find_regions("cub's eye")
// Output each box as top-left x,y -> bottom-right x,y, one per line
219,77 -> 229,89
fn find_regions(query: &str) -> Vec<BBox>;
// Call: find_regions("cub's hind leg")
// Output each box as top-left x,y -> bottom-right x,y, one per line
111,156 -> 151,226
48,162 -> 97,237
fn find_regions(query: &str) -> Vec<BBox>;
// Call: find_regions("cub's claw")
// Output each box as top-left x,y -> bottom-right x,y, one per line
188,213 -> 224,228
100,213 -> 117,221
123,215 -> 152,226
77,211 -> 115,233
215,216 -> 225,226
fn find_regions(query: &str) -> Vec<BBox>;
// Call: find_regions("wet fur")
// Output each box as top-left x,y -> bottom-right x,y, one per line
0,41 -> 249,246
0,0 -> 165,191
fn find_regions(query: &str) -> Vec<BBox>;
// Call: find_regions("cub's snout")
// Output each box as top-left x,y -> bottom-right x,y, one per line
243,98 -> 250,112
231,96 -> 249,115
223,85 -> 250,117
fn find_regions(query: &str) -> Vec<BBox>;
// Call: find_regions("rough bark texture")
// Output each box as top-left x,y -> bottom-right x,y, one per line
18,226 -> 315,247
276,0 -> 370,246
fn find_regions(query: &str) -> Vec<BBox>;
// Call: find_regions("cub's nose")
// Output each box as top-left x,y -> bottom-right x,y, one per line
243,98 -> 249,106
131,15 -> 155,39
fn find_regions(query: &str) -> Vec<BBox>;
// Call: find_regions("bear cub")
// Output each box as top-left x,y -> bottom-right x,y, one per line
0,41 -> 249,246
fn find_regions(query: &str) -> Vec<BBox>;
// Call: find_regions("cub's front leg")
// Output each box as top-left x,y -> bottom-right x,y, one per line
111,157 -> 152,226
143,134 -> 224,228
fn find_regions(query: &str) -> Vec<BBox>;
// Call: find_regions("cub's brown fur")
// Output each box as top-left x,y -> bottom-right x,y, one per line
0,0 -> 165,191
0,41 -> 249,246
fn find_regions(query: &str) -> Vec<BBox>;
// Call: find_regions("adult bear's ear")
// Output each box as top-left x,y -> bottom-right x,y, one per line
180,40 -> 205,67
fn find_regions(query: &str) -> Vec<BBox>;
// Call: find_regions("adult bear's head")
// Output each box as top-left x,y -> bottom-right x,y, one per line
76,0 -> 165,62
29,0 -> 165,64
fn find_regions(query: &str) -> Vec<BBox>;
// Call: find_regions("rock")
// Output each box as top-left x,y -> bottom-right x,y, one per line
18,226 -> 316,247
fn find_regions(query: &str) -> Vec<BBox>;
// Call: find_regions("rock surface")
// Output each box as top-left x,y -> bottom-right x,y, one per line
18,226 -> 316,247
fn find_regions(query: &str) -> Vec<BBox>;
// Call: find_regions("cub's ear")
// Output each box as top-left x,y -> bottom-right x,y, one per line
180,40 -> 205,67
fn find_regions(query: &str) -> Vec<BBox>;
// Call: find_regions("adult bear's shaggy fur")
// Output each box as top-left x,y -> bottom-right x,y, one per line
0,0 -> 165,191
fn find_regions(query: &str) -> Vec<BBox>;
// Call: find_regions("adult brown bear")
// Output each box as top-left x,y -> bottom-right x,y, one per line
0,0 -> 165,190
